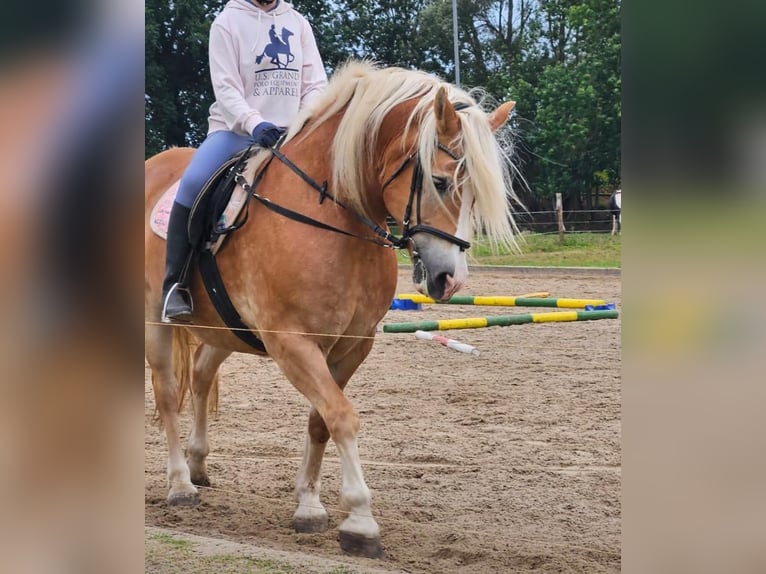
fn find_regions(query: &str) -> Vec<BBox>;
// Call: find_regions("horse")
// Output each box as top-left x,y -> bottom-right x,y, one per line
609,188 -> 621,235
145,60 -> 521,558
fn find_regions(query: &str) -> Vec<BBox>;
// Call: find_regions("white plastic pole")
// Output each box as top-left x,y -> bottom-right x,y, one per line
415,330 -> 480,356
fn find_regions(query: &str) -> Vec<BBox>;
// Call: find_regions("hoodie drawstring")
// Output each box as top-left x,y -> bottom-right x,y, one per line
250,2 -> 278,52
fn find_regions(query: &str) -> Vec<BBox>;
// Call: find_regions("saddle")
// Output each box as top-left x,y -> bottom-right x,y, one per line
150,148 -> 255,255
150,147 -> 268,352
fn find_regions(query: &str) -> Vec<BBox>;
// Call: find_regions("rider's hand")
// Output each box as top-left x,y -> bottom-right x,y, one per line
251,122 -> 286,147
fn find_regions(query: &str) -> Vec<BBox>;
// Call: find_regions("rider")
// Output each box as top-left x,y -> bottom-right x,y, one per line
162,0 -> 327,323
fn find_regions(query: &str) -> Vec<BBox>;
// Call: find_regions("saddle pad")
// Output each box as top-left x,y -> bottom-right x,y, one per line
149,179 -> 250,255
149,180 -> 178,240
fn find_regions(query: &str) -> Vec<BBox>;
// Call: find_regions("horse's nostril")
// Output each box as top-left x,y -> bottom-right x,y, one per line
431,272 -> 453,301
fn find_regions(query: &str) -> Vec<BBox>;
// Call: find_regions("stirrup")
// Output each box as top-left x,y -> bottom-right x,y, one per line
161,283 -> 193,323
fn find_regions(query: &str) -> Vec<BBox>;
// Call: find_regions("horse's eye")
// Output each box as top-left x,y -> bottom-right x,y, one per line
432,176 -> 449,194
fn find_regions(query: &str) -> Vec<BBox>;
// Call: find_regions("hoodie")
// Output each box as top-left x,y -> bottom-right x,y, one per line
207,0 -> 328,136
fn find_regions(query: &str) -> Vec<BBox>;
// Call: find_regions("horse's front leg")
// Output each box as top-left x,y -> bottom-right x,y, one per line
335,416 -> 383,558
271,335 -> 383,558
293,339 -> 374,534
293,407 -> 331,532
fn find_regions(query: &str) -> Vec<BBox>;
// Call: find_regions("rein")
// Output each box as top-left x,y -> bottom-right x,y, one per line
234,148 -> 408,249
235,136 -> 471,251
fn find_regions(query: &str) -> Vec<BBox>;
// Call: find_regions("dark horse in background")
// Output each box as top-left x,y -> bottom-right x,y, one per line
609,189 -> 621,236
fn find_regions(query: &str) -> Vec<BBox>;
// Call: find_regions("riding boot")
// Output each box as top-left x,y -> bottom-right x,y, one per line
161,202 -> 194,323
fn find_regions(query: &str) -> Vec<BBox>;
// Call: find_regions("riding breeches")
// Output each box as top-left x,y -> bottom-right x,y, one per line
174,130 -> 256,208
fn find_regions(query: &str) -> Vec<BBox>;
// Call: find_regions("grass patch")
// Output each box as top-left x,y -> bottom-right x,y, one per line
146,532 -> 363,574
196,555 -> 300,573
148,532 -> 194,550
397,232 -> 621,268
146,541 -> 301,573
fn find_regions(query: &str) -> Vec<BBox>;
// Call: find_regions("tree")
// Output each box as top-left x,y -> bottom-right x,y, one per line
145,0 -> 226,157
524,0 -> 621,207
144,0 -> 621,212
298,0 -> 437,70
417,1 -> 621,208
417,0 -> 535,90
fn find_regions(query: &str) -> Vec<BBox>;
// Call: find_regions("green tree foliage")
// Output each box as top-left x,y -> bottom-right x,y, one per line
145,0 -> 620,208
418,1 -> 536,91
298,1 -> 435,69
523,0 -> 621,207
145,0 -> 226,157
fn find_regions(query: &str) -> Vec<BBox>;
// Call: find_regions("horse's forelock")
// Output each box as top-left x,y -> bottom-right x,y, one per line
412,89 -> 521,252
459,107 -> 521,251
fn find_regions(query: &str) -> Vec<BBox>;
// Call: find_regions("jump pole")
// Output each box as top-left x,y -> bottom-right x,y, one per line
415,330 -> 481,356
383,310 -> 619,333
396,293 -> 607,309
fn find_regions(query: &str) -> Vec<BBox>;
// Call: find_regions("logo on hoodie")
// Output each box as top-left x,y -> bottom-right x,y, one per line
253,24 -> 300,97
255,24 -> 295,70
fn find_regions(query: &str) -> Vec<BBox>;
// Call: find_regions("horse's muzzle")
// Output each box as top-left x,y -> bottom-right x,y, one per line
411,236 -> 465,301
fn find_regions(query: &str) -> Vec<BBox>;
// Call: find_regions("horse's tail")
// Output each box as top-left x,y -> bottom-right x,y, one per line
172,327 -> 220,415
255,54 -> 264,65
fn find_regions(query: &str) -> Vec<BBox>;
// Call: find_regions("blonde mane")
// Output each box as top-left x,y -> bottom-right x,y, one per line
283,60 -> 521,250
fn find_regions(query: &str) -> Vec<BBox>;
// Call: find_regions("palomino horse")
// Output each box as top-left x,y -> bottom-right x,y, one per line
145,61 -> 520,557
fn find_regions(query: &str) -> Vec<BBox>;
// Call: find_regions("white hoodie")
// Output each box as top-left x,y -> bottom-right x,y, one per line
207,0 -> 328,136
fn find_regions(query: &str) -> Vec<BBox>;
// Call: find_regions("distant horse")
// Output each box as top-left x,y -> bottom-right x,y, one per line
609,189 -> 621,235
144,61 -> 520,557
255,26 -> 295,68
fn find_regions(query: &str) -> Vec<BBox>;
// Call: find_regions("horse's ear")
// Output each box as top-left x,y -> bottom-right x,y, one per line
434,87 -> 460,137
488,101 -> 516,132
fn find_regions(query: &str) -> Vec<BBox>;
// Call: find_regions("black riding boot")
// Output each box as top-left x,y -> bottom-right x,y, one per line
161,202 -> 194,323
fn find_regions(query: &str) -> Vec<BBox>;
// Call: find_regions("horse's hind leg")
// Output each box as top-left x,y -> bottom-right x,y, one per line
286,339 -> 383,557
187,344 -> 231,487
145,323 -> 199,505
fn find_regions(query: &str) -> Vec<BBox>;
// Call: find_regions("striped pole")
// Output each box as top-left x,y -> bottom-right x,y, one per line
396,293 -> 607,309
383,310 -> 619,333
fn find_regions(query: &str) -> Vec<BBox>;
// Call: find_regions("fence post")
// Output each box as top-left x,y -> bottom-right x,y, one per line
555,193 -> 565,244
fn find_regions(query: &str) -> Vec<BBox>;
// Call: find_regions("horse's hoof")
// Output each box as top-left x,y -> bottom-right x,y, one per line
191,475 -> 211,488
293,514 -> 329,533
338,531 -> 384,558
167,491 -> 200,506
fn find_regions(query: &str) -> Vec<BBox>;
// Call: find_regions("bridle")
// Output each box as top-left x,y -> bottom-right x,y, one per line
380,142 -> 471,252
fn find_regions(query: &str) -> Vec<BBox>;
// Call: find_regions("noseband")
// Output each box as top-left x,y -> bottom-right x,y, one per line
381,142 -> 471,252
